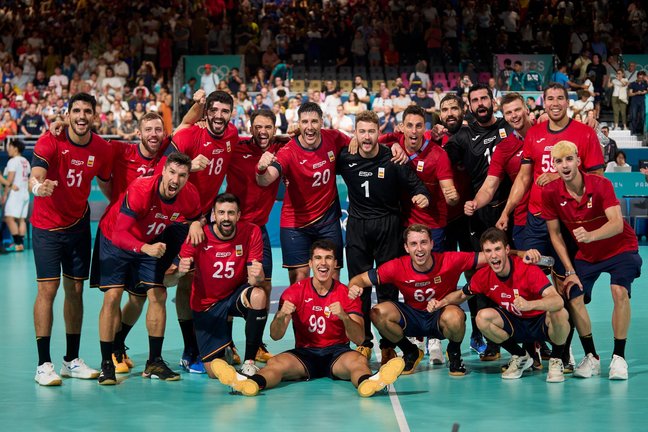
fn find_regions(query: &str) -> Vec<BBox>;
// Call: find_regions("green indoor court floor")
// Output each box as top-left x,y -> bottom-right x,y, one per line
1,246 -> 647,432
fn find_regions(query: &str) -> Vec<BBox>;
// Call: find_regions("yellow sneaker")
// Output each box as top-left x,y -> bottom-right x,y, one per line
358,357 -> 405,397
401,349 -> 424,375
356,345 -> 372,360
210,359 -> 259,396
112,353 -> 130,374
255,344 -> 274,363
380,347 -> 397,366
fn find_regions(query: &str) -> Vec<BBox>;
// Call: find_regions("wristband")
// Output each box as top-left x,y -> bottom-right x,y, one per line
256,165 -> 268,175
564,270 -> 577,277
32,181 -> 42,196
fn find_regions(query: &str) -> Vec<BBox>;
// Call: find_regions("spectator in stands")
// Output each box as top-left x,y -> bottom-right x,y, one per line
271,101 -> 288,133
409,60 -> 431,92
412,87 -> 435,129
117,111 -> 138,141
11,66 -> 29,93
352,75 -> 370,104
526,96 -> 544,118
0,111 -> 17,140
102,67 -> 123,96
271,77 -> 289,102
600,123 -> 618,163
572,90 -> 595,119
508,61 -> 525,91
270,61 -> 293,86
331,104 -> 354,136
487,77 -> 503,103
608,69 -> 629,130
497,58 -> 513,90
200,63 -> 219,96
227,68 -> 244,94
392,86 -> 412,123
523,62 -> 544,91
431,82 -> 447,110
48,67 -> 68,97
343,91 -> 367,120
100,111 -> 118,135
372,87 -> 394,133
628,71 -> 647,135
605,150 -> 631,172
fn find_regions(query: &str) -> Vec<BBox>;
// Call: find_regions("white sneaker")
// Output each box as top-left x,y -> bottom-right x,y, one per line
546,358 -> 565,383
35,362 -> 62,386
501,353 -> 533,379
409,337 -> 426,352
609,354 -> 628,380
427,339 -> 445,365
574,353 -> 601,378
60,358 -> 100,379
239,359 -> 260,377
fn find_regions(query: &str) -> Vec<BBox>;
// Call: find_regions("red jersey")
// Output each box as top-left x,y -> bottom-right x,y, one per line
542,173 -> 638,262
31,131 -> 113,230
280,278 -> 362,348
180,221 -> 263,312
522,120 -> 604,215
226,138 -> 282,226
465,255 -> 551,319
272,129 -> 349,228
379,132 -> 454,228
100,174 -> 200,252
374,252 -> 477,311
108,138 -> 170,205
487,131 -> 530,226
168,123 -> 239,215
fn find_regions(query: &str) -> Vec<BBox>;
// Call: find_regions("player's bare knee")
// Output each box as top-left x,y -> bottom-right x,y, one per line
37,282 -> 59,302
147,288 -> 167,305
610,284 -> 629,305
247,287 -> 267,310
369,305 -> 386,325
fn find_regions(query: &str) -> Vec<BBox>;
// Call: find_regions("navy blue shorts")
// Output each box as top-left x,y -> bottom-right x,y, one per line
391,301 -> 452,339
495,308 -> 549,343
261,224 -> 273,281
286,343 -> 353,380
193,284 -> 251,362
430,227 -> 445,253
33,213 -> 91,281
97,229 -> 166,296
512,225 -> 526,250
571,251 -> 642,304
280,204 -> 344,269
522,213 -> 575,276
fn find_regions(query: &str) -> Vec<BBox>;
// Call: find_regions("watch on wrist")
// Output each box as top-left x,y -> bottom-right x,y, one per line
564,270 -> 577,277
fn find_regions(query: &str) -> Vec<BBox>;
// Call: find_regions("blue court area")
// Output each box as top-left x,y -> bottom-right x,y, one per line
1,246 -> 647,431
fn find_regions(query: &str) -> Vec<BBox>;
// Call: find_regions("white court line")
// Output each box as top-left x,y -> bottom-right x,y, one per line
372,334 -> 410,432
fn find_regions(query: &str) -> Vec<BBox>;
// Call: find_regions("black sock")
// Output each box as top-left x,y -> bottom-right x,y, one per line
100,341 -> 114,363
37,336 -> 51,365
500,338 -> 527,356
447,340 -> 461,358
244,309 -> 268,361
114,322 -> 133,352
249,374 -> 267,389
613,338 -> 626,358
16,235 -> 24,246
178,319 -> 198,356
550,343 -> 565,359
579,334 -> 598,358
64,333 -> 81,362
562,326 -> 575,362
149,336 -> 164,361
12,235 -> 20,244
396,336 -> 417,355
379,337 -> 396,349
357,373 -> 373,385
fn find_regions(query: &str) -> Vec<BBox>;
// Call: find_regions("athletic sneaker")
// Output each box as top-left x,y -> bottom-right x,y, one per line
563,347 -> 575,374
427,339 -> 445,365
546,358 -> 565,383
116,347 -> 135,368
357,357 -> 405,397
211,358 -> 259,396
112,352 -> 130,374
408,337 -> 426,353
255,343 -> 274,363
356,345 -> 372,360
15,244 -> 24,252
189,361 -> 206,374
608,354 -> 628,380
98,360 -> 117,385
480,344 -> 501,362
142,357 -> 180,381
470,335 -> 487,355
35,362 -> 62,386
60,358 -> 100,379
240,359 -> 260,377
402,349 -> 424,375
574,353 -> 601,378
447,353 -> 467,376
380,347 -> 397,366
539,341 -> 552,360
4,243 -> 15,252
502,353 -> 533,379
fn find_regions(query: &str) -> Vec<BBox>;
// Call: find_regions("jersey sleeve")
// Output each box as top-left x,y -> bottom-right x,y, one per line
443,134 -> 464,165
272,144 -> 292,176
32,133 -> 56,169
599,177 -> 620,210
378,132 -> 402,146
521,131 -> 535,164
97,138 -> 114,182
248,225 -> 264,264
344,292 -> 363,317
397,162 -> 430,198
526,264 -> 552,296
278,284 -> 299,311
168,127 -> 194,155
6,157 -> 18,173
435,148 -> 454,180
375,259 -> 398,285
464,268 -> 486,295
332,129 -> 351,152
540,184 -> 558,220
581,129 -> 605,172
179,240 -> 196,260
488,137 -> 512,178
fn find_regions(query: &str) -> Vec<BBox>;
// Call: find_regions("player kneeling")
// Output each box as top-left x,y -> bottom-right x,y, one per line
210,240 -> 405,397
439,228 -> 570,382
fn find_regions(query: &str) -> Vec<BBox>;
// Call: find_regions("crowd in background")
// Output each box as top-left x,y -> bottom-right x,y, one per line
0,0 -> 647,141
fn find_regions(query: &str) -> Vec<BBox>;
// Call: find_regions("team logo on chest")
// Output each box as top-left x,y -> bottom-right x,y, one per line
324,306 -> 331,318
417,161 -> 425,172
327,151 -> 335,163
433,276 -> 442,284
587,196 -> 593,209
87,155 -> 95,167
499,128 -> 508,139
235,244 -> 243,256
226,141 -> 231,152
378,167 -> 385,179
170,212 -> 180,221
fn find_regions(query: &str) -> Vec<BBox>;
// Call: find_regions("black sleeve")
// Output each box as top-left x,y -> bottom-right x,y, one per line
444,134 -> 464,165
396,162 -> 431,199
